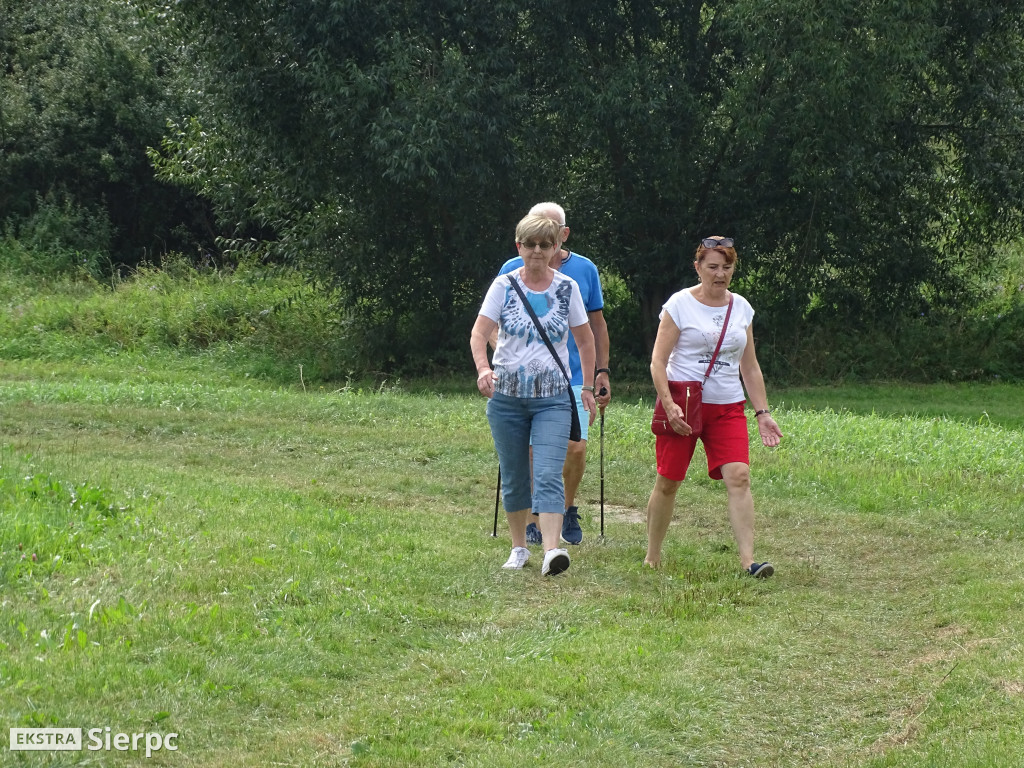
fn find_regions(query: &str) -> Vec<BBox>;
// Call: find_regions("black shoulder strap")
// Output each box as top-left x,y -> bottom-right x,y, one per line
507,274 -> 572,385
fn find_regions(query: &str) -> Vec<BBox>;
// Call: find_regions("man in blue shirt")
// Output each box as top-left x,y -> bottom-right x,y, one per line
497,202 -> 612,544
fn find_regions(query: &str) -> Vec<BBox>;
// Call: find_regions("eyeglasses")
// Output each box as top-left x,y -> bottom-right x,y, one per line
701,237 -> 734,249
518,241 -> 557,251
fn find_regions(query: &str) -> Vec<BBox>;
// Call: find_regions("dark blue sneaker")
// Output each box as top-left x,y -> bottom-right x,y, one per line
560,506 -> 582,545
525,520 -> 543,545
748,562 -> 774,578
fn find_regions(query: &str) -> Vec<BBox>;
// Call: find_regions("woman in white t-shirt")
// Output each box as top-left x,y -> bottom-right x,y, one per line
470,214 -> 596,576
645,236 -> 783,577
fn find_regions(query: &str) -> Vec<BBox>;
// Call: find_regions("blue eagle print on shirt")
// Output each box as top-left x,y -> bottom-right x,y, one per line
502,278 -> 573,345
497,278 -> 573,398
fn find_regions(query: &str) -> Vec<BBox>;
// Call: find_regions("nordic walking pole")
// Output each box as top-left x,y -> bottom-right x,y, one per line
598,387 -> 607,538
492,465 -> 501,537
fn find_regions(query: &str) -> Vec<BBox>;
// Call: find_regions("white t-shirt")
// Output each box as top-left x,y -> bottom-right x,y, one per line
661,288 -> 754,404
479,270 -> 589,398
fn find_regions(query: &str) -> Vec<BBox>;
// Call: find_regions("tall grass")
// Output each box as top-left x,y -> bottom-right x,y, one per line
0,256 -> 353,383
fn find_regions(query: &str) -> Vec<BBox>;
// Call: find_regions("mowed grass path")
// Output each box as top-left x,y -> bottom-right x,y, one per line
2,361 -> 1022,767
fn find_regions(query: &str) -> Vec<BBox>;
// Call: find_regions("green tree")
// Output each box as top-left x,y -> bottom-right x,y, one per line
0,0 -> 211,269
713,0 -> 1024,350
527,0 -> 1024,361
155,0 -> 558,370
155,0 -> 1024,374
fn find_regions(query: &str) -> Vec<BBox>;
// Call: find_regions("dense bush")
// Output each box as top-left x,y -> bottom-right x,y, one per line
1,193 -> 112,278
766,265 -> 1024,385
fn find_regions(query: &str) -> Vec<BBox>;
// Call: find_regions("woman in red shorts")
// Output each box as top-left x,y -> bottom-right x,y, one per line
644,236 -> 783,577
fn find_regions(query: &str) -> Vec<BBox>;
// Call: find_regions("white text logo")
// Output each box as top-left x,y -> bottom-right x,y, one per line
9,727 -> 179,757
9,728 -> 82,751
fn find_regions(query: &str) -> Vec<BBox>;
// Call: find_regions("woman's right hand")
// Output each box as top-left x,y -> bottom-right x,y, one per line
666,400 -> 693,436
476,369 -> 496,398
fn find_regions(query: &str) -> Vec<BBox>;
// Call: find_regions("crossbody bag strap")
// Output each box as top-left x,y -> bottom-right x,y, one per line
507,274 -> 572,385
702,294 -> 734,382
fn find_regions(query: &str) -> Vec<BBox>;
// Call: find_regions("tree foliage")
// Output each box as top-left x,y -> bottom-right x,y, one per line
535,0 -> 1024,350
0,0 -> 211,267
152,0 -> 537,369
151,1 -> 1024,372
717,0 -> 1024,328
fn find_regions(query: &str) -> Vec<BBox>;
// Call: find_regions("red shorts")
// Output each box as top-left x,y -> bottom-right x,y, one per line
655,401 -> 750,481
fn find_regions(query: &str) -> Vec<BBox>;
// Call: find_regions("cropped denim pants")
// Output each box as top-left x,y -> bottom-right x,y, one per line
486,391 -> 570,515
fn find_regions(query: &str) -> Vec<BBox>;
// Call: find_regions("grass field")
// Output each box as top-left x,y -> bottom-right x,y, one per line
2,352 -> 1022,767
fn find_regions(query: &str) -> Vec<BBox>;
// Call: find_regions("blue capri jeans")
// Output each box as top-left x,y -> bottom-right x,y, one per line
486,391 -> 570,515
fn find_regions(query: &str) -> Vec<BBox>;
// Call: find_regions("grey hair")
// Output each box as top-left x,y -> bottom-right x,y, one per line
528,202 -> 566,227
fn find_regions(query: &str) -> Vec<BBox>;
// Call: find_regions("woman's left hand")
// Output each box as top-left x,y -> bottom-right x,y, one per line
756,413 -> 783,447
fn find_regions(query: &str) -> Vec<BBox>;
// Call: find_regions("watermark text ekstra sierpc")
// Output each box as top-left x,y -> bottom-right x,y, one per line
10,727 -> 179,758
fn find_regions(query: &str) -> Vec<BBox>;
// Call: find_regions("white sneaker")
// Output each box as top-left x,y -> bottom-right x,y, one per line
502,546 -> 530,570
541,548 -> 570,576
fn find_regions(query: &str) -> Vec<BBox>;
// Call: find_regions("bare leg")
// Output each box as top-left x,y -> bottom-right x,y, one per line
645,474 -> 681,568
538,512 -> 563,552
506,508 -> 531,549
562,439 -> 587,509
721,462 -> 755,570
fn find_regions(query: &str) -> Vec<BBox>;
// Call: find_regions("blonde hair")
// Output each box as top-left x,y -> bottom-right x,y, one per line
515,214 -> 562,245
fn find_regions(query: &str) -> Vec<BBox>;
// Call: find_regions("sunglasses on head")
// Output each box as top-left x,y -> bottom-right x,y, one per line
701,237 -> 734,249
